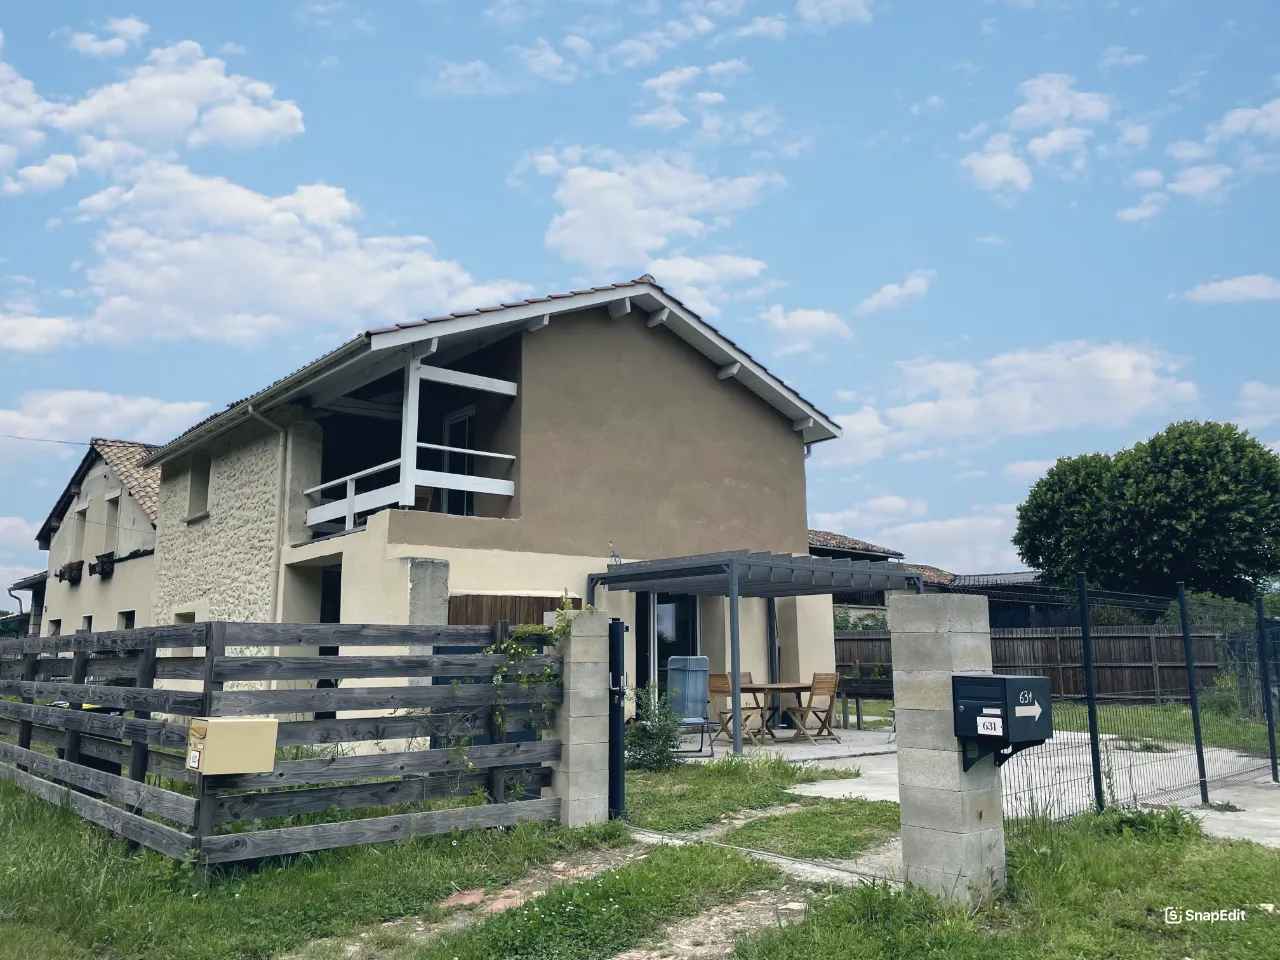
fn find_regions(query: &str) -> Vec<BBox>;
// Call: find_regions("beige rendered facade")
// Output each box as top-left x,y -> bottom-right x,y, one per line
129,278 -> 842,698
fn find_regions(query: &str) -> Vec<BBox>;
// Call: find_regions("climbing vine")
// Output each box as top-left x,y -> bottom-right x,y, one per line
485,595 -> 590,732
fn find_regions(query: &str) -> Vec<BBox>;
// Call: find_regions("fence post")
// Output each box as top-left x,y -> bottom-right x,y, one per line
1149,627 -> 1161,704
1178,584 -> 1210,805
548,610 -> 609,827
15,651 -> 38,770
61,637 -> 91,768
487,619 -> 511,803
194,622 -> 227,874
1077,573 -> 1105,812
608,618 -> 626,820
128,647 -> 159,801
1255,598 -> 1279,784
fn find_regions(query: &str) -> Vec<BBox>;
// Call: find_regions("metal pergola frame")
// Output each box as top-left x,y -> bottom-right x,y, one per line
587,551 -> 924,754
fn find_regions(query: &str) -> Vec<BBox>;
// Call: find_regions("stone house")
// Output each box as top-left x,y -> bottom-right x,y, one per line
18,276 -> 847,693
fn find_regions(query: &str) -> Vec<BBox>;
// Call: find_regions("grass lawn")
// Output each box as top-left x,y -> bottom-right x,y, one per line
0,779 -> 629,960
625,754 -> 853,833
387,843 -> 778,960
734,808 -> 1280,960
1053,699 -> 1273,755
720,798 -> 900,860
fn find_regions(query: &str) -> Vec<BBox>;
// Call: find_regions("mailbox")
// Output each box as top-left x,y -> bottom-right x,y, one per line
952,674 -> 1052,770
186,717 -> 279,775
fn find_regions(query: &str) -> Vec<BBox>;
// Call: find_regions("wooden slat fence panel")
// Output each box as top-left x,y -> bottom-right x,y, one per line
223,622 -> 493,648
0,762 -> 195,859
212,653 -> 561,683
0,699 -> 192,749
200,797 -> 561,863
0,656 -> 205,681
272,710 -> 545,747
209,682 -> 562,717
0,623 -> 207,656
449,594 -> 581,626
0,742 -> 196,825
0,679 -> 204,715
0,718 -> 192,783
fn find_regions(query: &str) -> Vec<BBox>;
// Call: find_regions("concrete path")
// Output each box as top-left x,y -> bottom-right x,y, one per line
682,728 -> 897,764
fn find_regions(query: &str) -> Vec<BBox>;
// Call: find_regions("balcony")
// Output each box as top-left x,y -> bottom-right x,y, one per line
303,349 -> 519,536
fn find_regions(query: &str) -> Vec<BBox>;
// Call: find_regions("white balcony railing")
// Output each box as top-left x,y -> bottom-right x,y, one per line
304,445 -> 516,532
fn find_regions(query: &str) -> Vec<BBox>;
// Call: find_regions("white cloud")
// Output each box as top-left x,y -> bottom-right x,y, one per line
2,153 -> 77,195
974,234 -> 1007,246
855,269 -> 935,315
646,252 -> 766,317
520,146 -> 778,270
1166,139 -> 1214,163
510,38 -> 579,84
876,505 -> 1023,574
822,341 -> 1196,465
812,495 -> 926,532
1003,459 -> 1054,480
58,161 -> 532,345
1126,169 -> 1163,189
733,15 -> 789,40
642,65 -> 702,101
1166,163 -> 1233,202
67,16 -> 150,58
1183,274 -> 1280,304
706,58 -> 748,81
1237,381 -> 1280,429
0,390 -> 210,465
484,0 -> 546,26
633,103 -> 689,131
219,42 -> 248,56
1026,126 -> 1091,166
562,35 -> 594,59
421,59 -> 509,97
1114,121 -> 1150,151
696,91 -> 726,105
1115,191 -> 1166,223
0,516 -> 38,550
0,313 -> 79,351
1208,95 -> 1280,146
960,133 -> 1033,195
795,0 -> 874,28
1100,45 -> 1145,69
605,13 -> 716,70
1008,73 -> 1112,130
759,304 -> 850,355
910,95 -> 943,116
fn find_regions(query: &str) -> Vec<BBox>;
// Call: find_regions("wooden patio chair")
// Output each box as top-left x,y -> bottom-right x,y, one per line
709,672 -> 765,746
785,672 -> 842,745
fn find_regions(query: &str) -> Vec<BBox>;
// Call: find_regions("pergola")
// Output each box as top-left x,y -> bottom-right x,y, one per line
587,551 -> 924,753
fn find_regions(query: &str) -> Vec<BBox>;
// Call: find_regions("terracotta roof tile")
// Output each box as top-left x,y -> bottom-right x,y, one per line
92,438 -> 161,522
903,563 -> 956,586
808,529 -> 905,559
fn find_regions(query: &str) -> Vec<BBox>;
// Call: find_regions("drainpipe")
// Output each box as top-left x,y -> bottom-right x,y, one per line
804,443 -> 813,459
247,404 -> 287,623
6,588 -> 23,617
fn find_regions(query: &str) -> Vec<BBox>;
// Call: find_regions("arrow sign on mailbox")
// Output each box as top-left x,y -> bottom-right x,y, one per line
1014,700 -> 1043,721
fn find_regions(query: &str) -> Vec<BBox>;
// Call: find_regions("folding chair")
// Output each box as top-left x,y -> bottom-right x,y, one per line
785,672 -> 842,745
667,656 -> 713,758
709,672 -> 765,746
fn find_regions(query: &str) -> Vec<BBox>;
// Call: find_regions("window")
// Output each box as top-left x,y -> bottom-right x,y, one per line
117,610 -> 135,631
102,494 -> 120,555
81,615 -> 92,633
69,506 -> 87,563
440,407 -> 476,516
47,619 -> 61,637
186,452 -> 212,520
174,611 -> 196,624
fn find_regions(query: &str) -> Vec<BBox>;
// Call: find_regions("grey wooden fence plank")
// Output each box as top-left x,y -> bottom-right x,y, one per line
223,623 -> 492,649
0,718 -> 191,782
0,679 -> 204,715
200,796 -> 560,863
0,761 -> 195,859
272,710 -> 543,747
0,656 -> 205,681
0,623 -> 208,656
0,699 -> 191,749
210,682 -> 562,717
212,653 -> 561,683
210,739 -> 562,790
212,766 -> 554,824
0,741 -> 196,825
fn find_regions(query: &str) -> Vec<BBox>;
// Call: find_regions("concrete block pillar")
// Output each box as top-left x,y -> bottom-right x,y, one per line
547,609 -> 609,828
889,592 -> 1005,904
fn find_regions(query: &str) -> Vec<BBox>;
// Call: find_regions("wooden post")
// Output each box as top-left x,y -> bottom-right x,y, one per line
194,622 -> 226,877
487,619 -> 510,803
840,692 -> 849,730
399,357 -> 422,507
1149,628 -> 1161,704
128,648 -> 159,793
62,641 -> 92,767
15,651 -> 38,771
855,696 -> 864,731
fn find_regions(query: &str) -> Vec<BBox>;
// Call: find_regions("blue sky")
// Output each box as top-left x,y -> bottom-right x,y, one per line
2,0 -> 1278,590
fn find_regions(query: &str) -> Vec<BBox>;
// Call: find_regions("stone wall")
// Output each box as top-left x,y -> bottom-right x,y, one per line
153,418 -> 282,624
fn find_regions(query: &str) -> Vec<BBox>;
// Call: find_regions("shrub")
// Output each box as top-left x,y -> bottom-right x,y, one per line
625,686 -> 683,772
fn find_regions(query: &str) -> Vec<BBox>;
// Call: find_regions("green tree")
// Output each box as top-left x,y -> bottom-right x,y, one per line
1013,421 -> 1280,600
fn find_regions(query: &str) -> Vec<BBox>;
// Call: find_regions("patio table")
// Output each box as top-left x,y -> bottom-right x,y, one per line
740,681 -> 810,741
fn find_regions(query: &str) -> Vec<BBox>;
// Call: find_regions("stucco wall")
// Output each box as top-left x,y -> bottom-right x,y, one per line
153,418 -> 282,624
42,456 -> 156,634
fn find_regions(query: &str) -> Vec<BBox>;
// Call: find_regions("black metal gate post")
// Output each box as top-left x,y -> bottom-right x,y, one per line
1078,573 -> 1105,812
1178,583 -> 1210,804
1254,598 -> 1279,783
608,618 -> 627,819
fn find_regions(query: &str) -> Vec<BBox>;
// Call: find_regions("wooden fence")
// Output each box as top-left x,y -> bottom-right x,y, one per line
835,625 -> 1223,700
0,621 -> 564,866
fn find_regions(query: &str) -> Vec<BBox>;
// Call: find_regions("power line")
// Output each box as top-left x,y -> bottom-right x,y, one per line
0,434 -> 92,446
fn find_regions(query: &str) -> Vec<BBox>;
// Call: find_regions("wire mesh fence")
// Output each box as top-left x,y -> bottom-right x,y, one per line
940,578 -> 1280,833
